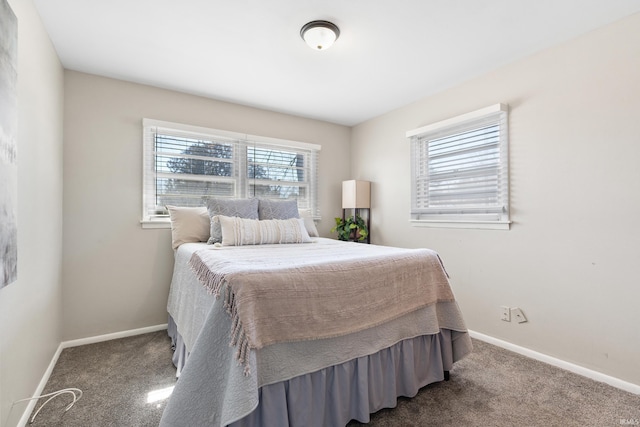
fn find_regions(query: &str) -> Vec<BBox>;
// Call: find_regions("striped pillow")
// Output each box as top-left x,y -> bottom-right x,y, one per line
216,216 -> 312,246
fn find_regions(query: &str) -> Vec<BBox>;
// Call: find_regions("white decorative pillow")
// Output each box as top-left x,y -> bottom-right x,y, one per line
166,205 -> 211,250
206,198 -> 259,244
217,216 -> 312,246
298,209 -> 319,237
258,199 -> 300,220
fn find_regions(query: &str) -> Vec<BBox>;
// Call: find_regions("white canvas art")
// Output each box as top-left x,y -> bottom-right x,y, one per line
0,0 -> 18,288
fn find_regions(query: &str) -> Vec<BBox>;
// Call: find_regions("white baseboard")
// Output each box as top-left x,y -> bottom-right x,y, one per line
16,343 -> 64,427
16,324 -> 168,427
61,324 -> 168,349
469,330 -> 640,395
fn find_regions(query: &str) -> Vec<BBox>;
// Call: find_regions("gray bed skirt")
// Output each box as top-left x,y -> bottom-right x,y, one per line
166,316 -> 467,427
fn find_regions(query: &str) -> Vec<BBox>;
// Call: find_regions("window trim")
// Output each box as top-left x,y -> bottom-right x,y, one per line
406,104 -> 510,230
141,119 -> 320,228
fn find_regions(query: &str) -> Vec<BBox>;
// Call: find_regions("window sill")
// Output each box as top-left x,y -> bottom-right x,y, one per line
409,219 -> 511,230
141,219 -> 171,229
141,216 -> 322,229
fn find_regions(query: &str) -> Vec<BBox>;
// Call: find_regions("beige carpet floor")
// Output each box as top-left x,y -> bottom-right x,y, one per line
29,331 -> 640,426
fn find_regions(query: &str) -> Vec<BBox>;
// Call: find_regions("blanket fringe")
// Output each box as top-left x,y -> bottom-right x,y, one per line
223,285 -> 233,311
190,252 -> 254,374
230,310 -> 241,346
189,254 -> 227,297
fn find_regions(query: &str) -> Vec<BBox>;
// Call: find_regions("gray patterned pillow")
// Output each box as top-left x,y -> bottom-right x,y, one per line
258,199 -> 300,220
206,198 -> 259,244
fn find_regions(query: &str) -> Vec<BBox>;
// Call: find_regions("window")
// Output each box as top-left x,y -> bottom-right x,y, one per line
142,119 -> 320,226
406,104 -> 509,229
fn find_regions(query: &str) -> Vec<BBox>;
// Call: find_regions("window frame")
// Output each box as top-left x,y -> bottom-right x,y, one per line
141,119 -> 320,228
406,104 -> 510,230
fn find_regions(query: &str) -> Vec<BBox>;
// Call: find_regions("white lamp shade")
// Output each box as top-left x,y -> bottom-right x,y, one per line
301,21 -> 340,51
342,180 -> 371,209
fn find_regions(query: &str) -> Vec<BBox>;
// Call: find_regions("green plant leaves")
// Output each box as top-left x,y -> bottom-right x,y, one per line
330,214 -> 369,241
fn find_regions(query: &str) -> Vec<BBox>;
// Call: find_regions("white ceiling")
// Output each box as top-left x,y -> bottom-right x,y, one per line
34,1 -> 640,126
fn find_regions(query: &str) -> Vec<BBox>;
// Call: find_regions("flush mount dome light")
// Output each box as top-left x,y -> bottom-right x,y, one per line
300,20 -> 340,51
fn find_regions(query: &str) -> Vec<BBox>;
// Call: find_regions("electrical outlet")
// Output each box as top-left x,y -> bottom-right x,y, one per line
511,307 -> 527,323
500,306 -> 510,322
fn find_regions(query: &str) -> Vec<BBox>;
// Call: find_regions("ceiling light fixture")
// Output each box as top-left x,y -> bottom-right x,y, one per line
300,20 -> 340,51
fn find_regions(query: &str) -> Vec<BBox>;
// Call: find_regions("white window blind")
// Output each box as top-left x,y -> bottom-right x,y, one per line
142,119 -> 320,223
406,104 -> 510,227
247,142 -> 315,212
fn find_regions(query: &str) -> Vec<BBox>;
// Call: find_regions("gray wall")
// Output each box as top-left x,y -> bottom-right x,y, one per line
0,0 -> 64,425
62,71 -> 352,340
351,13 -> 640,385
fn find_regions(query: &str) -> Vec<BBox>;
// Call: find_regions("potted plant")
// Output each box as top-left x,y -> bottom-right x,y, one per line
331,214 -> 369,242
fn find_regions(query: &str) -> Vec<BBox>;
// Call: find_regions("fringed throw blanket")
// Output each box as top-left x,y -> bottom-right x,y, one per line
189,240 -> 455,374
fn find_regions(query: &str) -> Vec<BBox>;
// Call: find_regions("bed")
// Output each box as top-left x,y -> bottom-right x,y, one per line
158,202 -> 472,427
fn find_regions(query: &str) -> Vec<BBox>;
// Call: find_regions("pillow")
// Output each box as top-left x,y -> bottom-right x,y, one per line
217,215 -> 312,246
206,198 -> 259,244
298,209 -> 319,237
166,205 -> 211,250
258,199 -> 300,220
